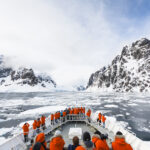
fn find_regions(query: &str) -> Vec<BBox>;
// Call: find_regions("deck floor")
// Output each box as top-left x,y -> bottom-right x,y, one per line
45,121 -> 111,148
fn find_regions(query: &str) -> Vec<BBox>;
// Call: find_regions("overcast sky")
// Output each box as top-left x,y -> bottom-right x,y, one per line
0,0 -> 150,87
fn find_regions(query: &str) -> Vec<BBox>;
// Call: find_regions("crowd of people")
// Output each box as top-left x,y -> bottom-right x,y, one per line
22,107 -> 88,143
22,107 -> 133,150
29,130 -> 133,150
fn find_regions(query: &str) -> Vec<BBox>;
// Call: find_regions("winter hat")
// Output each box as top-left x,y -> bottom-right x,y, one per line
116,131 -> 123,135
36,133 -> 45,143
54,130 -> 62,136
94,131 -> 102,137
83,132 -> 91,141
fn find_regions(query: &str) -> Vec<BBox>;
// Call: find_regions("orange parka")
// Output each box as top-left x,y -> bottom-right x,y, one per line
102,115 -> 106,123
83,108 -> 85,114
22,123 -> 30,135
76,146 -> 86,150
92,136 -> 107,150
50,136 -> 65,150
103,139 -> 109,150
63,111 -> 66,117
98,113 -> 102,121
41,116 -> 46,125
37,120 -> 41,128
51,114 -> 54,121
35,133 -> 47,150
86,109 -> 91,117
112,136 -> 133,150
32,120 -> 37,130
55,113 -> 58,120
74,108 -> 78,114
70,109 -> 73,114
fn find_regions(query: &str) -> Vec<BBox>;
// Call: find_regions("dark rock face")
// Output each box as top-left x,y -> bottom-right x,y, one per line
9,68 -> 56,87
0,55 -> 56,88
87,38 -> 150,92
77,85 -> 86,91
0,55 -> 12,78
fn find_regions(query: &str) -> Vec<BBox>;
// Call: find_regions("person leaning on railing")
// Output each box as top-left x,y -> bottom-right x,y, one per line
41,115 -> 46,130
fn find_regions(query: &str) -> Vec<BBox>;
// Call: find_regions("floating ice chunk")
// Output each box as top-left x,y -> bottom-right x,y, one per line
104,105 -> 118,108
0,127 -> 14,136
17,105 -> 66,118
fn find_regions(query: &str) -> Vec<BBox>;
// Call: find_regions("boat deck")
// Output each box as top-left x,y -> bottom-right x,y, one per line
43,116 -> 114,149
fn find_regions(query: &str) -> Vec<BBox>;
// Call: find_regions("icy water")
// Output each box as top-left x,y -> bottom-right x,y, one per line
0,91 -> 150,143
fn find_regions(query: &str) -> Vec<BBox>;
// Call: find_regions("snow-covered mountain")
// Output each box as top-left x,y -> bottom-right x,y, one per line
0,55 -> 56,92
87,38 -> 150,92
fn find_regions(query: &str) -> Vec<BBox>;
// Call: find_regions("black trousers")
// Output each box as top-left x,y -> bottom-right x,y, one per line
24,134 -> 28,142
42,123 -> 45,130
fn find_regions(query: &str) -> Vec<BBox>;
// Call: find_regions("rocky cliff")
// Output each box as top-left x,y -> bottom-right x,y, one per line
87,38 -> 150,92
0,55 -> 56,90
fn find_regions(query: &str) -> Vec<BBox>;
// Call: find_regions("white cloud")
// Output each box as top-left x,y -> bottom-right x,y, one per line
0,0 -> 150,86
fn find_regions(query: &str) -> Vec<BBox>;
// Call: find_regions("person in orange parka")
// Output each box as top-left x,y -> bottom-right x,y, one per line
63,111 -> 66,122
22,122 -> 30,142
112,131 -> 133,150
86,109 -> 91,117
36,118 -> 41,133
102,115 -> 106,128
98,113 -> 102,125
50,130 -> 65,150
51,113 -> 54,125
32,120 -> 37,137
35,132 -> 47,150
74,108 -> 78,114
92,133 -> 108,150
83,107 -> 85,114
70,109 -> 73,114
86,109 -> 91,123
55,112 -> 58,123
41,115 -> 46,130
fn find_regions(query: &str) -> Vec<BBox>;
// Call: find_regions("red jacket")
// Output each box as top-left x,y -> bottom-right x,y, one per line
37,120 -> 41,128
51,114 -> 54,121
33,120 -> 37,130
41,116 -> 46,125
102,115 -> 106,123
50,136 -> 65,150
98,113 -> 102,121
92,136 -> 107,150
112,136 -> 133,150
22,123 -> 30,135
35,133 -> 47,150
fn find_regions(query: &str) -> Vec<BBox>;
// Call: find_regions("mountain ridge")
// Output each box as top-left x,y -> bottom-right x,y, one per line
0,55 -> 56,91
87,38 -> 150,92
